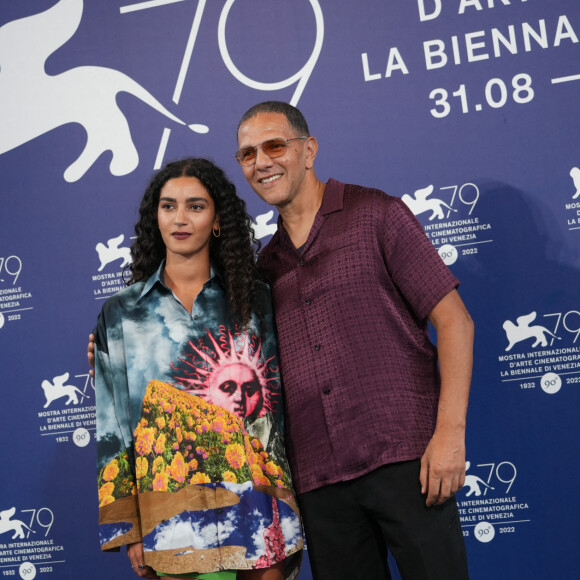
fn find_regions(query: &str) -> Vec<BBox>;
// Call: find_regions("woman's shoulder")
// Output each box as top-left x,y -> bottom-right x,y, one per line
98,280 -> 147,316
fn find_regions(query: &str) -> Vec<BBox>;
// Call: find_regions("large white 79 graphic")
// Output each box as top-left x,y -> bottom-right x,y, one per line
132,0 -> 325,168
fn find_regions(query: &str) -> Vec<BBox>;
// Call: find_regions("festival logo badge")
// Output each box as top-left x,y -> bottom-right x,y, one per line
564,166 -> 580,232
251,211 -> 278,241
91,233 -> 134,300
497,308 -> 580,394
457,460 -> 531,544
0,505 -> 65,578
0,254 -> 34,330
401,181 -> 492,265
38,371 -> 95,447
0,0 -> 208,184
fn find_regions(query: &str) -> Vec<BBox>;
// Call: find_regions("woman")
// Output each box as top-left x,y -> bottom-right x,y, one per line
94,158 -> 303,580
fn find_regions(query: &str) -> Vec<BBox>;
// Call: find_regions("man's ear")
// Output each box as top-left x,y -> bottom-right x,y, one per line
304,136 -> 318,169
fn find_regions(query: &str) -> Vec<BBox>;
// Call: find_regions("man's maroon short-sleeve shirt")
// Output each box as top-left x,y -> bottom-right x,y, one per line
258,179 -> 459,494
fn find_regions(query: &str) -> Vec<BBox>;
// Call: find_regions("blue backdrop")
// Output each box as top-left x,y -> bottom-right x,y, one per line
1,1 -> 579,578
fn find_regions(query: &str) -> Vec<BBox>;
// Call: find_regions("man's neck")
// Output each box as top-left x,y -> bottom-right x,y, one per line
278,178 -> 326,249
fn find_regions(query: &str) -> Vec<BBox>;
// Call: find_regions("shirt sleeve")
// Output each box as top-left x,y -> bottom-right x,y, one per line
381,196 -> 459,320
262,285 -> 286,428
95,306 -> 143,551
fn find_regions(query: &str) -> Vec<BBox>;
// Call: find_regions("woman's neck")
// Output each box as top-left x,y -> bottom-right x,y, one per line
163,254 -> 211,313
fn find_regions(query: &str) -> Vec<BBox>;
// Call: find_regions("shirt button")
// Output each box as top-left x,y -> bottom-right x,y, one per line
193,315 -> 199,320
314,344 -> 321,351
323,388 -> 331,395
299,259 -> 305,266
305,299 -> 311,306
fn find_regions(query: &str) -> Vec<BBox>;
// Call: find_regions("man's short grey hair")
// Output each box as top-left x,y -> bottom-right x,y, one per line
237,101 -> 310,137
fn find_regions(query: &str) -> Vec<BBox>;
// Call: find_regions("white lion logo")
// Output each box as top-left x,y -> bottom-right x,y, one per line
503,312 -> 560,352
96,234 -> 132,272
0,0 -> 208,183
251,210 -> 278,240
570,167 -> 580,199
462,461 -> 494,497
41,372 -> 89,408
0,508 -> 35,540
402,185 -> 457,221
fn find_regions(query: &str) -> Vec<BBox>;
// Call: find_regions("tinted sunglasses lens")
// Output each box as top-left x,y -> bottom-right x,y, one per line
236,139 -> 289,165
237,147 -> 256,165
261,139 -> 287,158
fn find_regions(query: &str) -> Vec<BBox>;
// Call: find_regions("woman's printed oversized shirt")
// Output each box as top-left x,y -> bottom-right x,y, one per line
94,264 -> 302,577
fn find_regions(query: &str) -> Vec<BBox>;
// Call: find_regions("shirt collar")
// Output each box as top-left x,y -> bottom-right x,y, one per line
273,178 -> 344,255
137,260 -> 221,302
320,178 -> 344,216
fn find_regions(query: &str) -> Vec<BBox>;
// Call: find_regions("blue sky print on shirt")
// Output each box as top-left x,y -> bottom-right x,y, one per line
142,481 -> 302,559
100,522 -> 134,547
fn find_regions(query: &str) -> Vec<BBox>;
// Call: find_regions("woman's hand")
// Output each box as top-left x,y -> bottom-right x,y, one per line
127,542 -> 159,579
87,333 -> 95,377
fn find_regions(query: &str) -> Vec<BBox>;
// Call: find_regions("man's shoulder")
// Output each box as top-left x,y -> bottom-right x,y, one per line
342,180 -> 400,205
335,180 -> 410,226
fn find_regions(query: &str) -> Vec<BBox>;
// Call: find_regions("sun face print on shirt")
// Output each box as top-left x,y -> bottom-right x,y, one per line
171,328 -> 281,422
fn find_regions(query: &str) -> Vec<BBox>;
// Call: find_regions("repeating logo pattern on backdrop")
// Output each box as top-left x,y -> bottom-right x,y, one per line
457,459 -> 530,545
402,180 -> 493,266
38,371 -> 95,448
498,308 -> 580,395
0,505 -> 65,579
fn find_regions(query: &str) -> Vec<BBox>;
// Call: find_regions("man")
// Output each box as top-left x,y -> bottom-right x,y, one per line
235,101 -> 474,579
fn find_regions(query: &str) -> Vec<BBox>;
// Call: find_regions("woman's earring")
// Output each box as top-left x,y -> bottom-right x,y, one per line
212,224 -> 221,238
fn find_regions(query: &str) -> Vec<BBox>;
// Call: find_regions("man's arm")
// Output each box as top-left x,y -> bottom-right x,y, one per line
421,288 -> 474,506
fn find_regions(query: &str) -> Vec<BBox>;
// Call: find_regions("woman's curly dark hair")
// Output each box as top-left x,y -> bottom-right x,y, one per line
128,157 -> 261,327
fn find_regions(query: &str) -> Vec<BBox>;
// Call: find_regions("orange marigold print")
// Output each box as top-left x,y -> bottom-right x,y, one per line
102,460 -> 119,482
222,470 -> 237,483
225,443 -> 246,470
136,457 -> 149,480
99,494 -> 115,507
253,471 -> 272,487
154,433 -> 166,455
169,452 -> 188,483
189,472 -> 211,484
135,427 -> 155,456
99,482 -> 115,502
152,470 -> 169,492
152,457 -> 165,474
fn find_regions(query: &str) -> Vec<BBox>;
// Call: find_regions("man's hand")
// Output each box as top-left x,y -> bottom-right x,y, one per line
423,288 -> 474,507
88,333 -> 95,377
420,425 -> 466,506
127,542 -> 159,579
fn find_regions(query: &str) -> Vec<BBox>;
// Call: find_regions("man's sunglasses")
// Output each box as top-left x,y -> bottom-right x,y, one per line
235,137 -> 307,166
